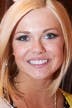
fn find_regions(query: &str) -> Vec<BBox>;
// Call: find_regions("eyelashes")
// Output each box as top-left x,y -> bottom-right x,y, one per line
16,35 -> 30,41
44,33 -> 58,39
15,32 -> 58,42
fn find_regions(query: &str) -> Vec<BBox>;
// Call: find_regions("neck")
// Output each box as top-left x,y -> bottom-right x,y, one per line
14,73 -> 52,94
13,74 -> 56,108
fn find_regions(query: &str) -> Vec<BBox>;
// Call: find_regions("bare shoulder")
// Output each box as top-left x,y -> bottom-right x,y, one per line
0,97 -> 13,108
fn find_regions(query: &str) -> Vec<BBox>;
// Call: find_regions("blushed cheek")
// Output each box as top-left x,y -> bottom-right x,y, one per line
13,45 -> 30,62
54,45 -> 64,65
46,42 -> 64,62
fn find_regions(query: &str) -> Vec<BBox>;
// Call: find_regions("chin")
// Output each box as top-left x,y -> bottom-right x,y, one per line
28,72 -> 53,80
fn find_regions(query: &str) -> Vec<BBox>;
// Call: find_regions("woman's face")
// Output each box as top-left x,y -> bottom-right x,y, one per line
12,8 -> 64,80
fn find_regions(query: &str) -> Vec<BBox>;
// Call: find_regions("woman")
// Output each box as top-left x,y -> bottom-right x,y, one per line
0,0 -> 72,108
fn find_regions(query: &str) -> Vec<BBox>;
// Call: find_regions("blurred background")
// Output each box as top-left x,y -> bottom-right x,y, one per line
0,0 -> 72,93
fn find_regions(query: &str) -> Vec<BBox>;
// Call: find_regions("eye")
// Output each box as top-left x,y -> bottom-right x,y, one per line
44,33 -> 58,39
16,35 -> 30,41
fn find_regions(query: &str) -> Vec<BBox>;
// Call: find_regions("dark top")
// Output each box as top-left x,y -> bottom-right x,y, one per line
64,96 -> 70,108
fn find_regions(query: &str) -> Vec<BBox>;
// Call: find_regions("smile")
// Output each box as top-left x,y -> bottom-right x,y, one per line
28,59 -> 48,65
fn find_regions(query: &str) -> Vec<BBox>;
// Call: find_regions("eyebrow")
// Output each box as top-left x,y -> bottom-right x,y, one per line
15,31 -> 30,35
15,27 -> 59,34
43,28 -> 59,33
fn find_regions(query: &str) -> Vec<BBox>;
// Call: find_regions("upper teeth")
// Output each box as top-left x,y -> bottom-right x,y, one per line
29,60 -> 48,65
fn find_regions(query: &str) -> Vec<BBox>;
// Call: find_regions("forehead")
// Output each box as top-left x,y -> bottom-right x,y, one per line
15,7 -> 62,32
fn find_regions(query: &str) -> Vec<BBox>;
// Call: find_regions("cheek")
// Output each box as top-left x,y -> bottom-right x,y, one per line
12,44 -> 29,61
52,45 -> 64,72
55,42 -> 64,60
45,42 -> 64,62
54,46 -> 64,64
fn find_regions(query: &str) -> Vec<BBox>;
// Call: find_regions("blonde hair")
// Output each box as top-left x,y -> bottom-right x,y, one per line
0,0 -> 72,99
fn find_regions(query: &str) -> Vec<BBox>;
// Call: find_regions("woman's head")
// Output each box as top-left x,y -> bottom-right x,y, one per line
0,0 -> 72,97
12,7 -> 64,82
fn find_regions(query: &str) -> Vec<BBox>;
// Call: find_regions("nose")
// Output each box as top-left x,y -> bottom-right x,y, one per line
32,40 -> 46,54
